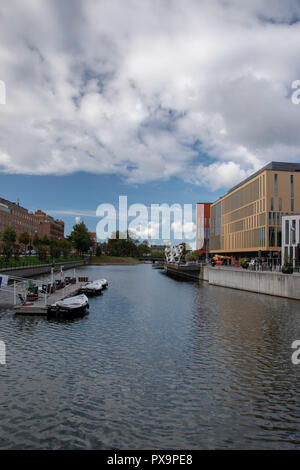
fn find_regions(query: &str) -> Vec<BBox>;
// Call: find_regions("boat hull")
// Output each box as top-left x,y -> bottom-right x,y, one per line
47,304 -> 89,319
47,294 -> 89,319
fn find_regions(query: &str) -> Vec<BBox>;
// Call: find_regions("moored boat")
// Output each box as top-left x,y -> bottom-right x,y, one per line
47,294 -> 89,318
98,279 -> 108,288
80,280 -> 103,296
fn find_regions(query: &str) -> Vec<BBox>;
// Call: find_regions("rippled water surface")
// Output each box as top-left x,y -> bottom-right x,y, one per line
0,264 -> 300,449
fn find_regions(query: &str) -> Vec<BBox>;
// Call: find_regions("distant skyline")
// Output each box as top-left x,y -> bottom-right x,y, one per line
1,0 -> 300,240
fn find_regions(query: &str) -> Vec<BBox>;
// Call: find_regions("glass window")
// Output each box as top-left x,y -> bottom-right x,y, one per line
285,220 -> 289,244
291,199 -> 294,212
279,198 -> 282,211
273,212 -> 276,225
269,227 -> 275,247
292,220 -> 296,244
274,173 -> 278,196
277,228 -> 282,247
269,212 -> 272,225
277,213 -> 280,225
291,175 -> 294,197
271,198 -> 274,211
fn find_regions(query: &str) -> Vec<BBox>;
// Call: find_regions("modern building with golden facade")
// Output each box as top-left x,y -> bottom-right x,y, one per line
209,162 -> 300,257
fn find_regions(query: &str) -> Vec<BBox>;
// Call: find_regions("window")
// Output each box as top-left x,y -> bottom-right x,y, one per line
291,199 -> 294,212
269,227 -> 275,247
291,175 -> 294,197
277,228 -> 282,247
271,198 -> 274,211
285,220 -> 289,244
292,220 -> 296,244
269,212 -> 272,225
285,246 -> 288,261
274,173 -> 278,196
279,198 -> 282,211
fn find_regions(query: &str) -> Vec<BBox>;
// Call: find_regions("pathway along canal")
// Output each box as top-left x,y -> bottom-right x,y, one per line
0,264 -> 300,449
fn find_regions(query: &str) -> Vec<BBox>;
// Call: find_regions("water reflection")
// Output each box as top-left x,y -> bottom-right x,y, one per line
0,264 -> 299,449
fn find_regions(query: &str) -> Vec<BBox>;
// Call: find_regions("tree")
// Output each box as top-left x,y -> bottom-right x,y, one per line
49,239 -> 61,260
2,227 -> 16,261
68,222 -> 92,255
137,242 -> 151,257
60,239 -> 71,258
32,234 -> 47,261
2,226 -> 16,245
13,244 -> 20,261
32,233 -> 41,249
95,245 -> 102,257
19,232 -> 30,251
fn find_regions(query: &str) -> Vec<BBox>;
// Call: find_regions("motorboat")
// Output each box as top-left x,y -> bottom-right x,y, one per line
81,280 -> 104,296
47,294 -> 89,317
98,279 -> 108,289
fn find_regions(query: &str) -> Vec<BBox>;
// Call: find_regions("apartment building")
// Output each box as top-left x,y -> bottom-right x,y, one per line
0,197 -> 41,239
209,162 -> 300,257
0,197 -> 64,241
34,210 -> 64,240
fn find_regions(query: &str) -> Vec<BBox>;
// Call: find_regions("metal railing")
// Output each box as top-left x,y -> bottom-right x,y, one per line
0,255 -> 82,270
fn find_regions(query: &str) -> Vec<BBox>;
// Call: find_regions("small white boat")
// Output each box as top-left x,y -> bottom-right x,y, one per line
81,280 -> 103,296
48,294 -> 89,317
98,279 -> 108,288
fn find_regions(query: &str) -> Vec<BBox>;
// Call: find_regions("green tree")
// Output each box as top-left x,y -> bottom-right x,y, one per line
49,239 -> 61,260
137,242 -> 151,257
13,243 -> 20,261
60,239 -> 71,258
68,222 -> 92,255
32,234 -> 48,261
2,227 -> 16,261
32,233 -> 41,249
95,245 -> 102,257
19,232 -> 30,252
2,226 -> 16,244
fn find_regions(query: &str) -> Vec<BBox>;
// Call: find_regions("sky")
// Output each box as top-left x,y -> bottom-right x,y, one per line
0,0 -> 300,241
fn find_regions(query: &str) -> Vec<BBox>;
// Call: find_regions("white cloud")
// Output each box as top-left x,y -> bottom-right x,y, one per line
0,0 -> 300,190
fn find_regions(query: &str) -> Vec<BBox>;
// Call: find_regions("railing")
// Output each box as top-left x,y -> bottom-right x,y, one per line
0,255 -> 83,270
0,273 -> 47,306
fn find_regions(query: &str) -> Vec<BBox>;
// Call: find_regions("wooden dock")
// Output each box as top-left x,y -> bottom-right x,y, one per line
14,281 -> 85,315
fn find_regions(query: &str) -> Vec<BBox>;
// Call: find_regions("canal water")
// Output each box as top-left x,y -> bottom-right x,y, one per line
0,264 -> 299,449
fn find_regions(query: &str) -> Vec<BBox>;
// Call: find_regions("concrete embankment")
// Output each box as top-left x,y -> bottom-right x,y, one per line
164,263 -> 201,281
0,259 -> 87,278
204,266 -> 300,301
164,263 -> 300,300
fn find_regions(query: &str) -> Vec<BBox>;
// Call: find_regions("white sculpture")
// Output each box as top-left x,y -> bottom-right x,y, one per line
165,244 -> 184,263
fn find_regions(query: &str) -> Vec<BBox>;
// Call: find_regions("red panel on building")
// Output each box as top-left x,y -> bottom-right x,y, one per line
196,202 -> 211,253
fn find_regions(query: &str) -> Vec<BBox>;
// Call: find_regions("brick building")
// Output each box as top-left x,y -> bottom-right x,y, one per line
0,197 -> 64,242
34,210 -> 64,240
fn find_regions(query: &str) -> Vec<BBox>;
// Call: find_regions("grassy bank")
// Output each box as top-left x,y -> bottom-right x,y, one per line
0,255 -> 82,269
90,255 -> 142,265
